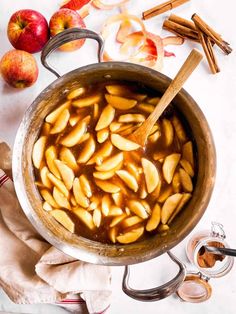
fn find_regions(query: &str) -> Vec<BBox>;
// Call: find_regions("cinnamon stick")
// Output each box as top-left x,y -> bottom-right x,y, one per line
192,13 -> 232,54
142,0 -> 190,20
169,14 -> 196,31
163,19 -> 199,42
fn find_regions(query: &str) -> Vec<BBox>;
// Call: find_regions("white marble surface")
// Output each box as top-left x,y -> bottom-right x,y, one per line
0,0 -> 236,313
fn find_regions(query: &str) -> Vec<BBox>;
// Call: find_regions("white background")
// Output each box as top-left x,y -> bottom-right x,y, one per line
0,0 -> 236,313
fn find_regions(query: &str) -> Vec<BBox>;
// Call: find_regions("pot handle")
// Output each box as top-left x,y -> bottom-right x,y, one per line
122,251 -> 186,302
41,28 -> 104,78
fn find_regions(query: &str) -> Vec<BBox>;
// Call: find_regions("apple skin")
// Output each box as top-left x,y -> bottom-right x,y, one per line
49,9 -> 86,52
0,50 -> 38,88
7,9 -> 49,53
60,0 -> 90,10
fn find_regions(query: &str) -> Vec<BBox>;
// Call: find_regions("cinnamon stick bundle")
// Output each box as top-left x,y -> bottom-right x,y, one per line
142,0 -> 190,20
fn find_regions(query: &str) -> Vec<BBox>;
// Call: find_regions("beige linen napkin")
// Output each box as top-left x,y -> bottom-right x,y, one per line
0,140 -> 111,314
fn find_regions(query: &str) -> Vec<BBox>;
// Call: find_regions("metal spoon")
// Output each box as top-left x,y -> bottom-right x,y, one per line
204,246 -> 236,257
128,49 -> 203,147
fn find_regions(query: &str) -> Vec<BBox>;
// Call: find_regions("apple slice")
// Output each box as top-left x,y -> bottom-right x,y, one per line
168,193 -> 192,224
77,136 -> 96,163
59,147 -> 79,172
93,208 -> 102,228
172,172 -> 181,193
172,116 -> 187,143
89,195 -> 100,211
53,187 -> 71,210
111,134 -> 140,151
128,200 -> 148,219
54,159 -> 74,190
125,162 -> 141,181
182,141 -> 194,167
101,195 -> 112,216
110,213 -> 126,228
94,179 -> 120,193
45,146 -> 61,179
67,87 -> 86,100
110,122 -> 122,132
162,153 -> 181,184
162,118 -> 174,147
161,193 -> 183,224
97,128 -> 109,143
95,104 -> 115,131
111,192 -> 123,207
122,215 -> 143,228
73,208 -> 95,230
105,94 -> 137,110
79,174 -> 92,198
109,226 -> 118,243
72,93 -> 101,108
158,185 -> 173,203
137,103 -> 155,113
107,205 -> 123,216
32,136 -> 47,169
40,189 -> 58,208
87,140 -> 113,165
116,170 -> 138,192
93,170 -> 116,180
40,166 -> 52,189
43,201 -> 53,212
141,158 -> 160,194
73,177 -> 89,208
140,200 -> 151,215
47,173 -> 69,198
45,101 -> 71,124
180,159 -> 194,177
95,152 -> 123,172
149,130 -> 161,143
105,85 -> 146,101
60,119 -> 87,147
116,226 -> 144,244
51,209 -> 75,233
179,168 -> 193,192
146,203 -> 161,231
118,114 -> 145,123
50,109 -> 70,134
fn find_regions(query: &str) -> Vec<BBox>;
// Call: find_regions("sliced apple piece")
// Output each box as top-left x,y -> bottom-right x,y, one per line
146,203 -> 161,231
51,209 -> 75,233
137,103 -> 155,113
158,185 -> 173,203
43,201 -> 53,212
122,216 -> 143,228
93,208 -> 102,227
94,179 -> 120,193
101,194 -> 112,216
54,159 -> 74,190
67,87 -> 86,100
162,118 -> 174,147
150,181 -> 162,201
47,173 -> 69,198
117,226 -> 144,244
118,114 -> 145,123
180,159 -> 194,177
79,174 -> 92,198
179,168 -> 193,192
50,109 -> 70,134
111,192 -> 123,207
109,226 -> 118,243
59,147 -> 79,172
141,158 -> 160,194
70,195 -> 77,207
32,136 -> 47,169
73,208 -> 95,230
73,177 -> 89,208
128,200 -> 148,219
162,153 -> 181,184
95,152 -> 123,172
72,93 -> 101,108
140,200 -> 151,215
139,179 -> 148,199
95,104 -> 115,131
110,213 -> 126,228
172,116 -> 187,143
110,122 -> 122,132
161,193 -> 183,224
89,195 -> 100,211
93,170 -> 115,180
45,101 -> 71,124
105,85 -> 146,101
168,193 -> 192,224
40,189 -> 58,208
53,187 -> 71,210
45,146 -> 61,179
172,172 -> 181,193
105,94 -> 137,110
147,97 -> 160,105
149,130 -> 161,143
40,166 -> 52,189
97,128 -> 109,143
111,134 -> 140,151
182,141 -> 194,167
116,170 -> 138,192
60,119 -> 87,147
87,140 -> 113,165
125,162 -> 140,181
119,123 -> 141,136
77,136 -> 96,164
107,205 -> 123,216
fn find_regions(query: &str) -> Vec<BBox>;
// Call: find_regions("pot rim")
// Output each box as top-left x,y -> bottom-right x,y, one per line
12,61 -> 216,266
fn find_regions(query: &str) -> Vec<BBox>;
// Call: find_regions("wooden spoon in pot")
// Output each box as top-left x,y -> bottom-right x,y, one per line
128,49 -> 203,147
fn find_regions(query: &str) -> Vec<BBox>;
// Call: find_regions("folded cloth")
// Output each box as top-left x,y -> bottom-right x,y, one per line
0,141 -> 111,314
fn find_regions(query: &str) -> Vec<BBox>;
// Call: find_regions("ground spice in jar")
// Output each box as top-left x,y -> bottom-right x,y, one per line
197,241 -> 225,268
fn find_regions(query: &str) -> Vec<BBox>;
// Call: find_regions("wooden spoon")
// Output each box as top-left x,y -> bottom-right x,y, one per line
129,49 -> 203,147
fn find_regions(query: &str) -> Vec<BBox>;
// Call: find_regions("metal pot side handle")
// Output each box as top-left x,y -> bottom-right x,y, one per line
41,28 -> 104,78
122,251 -> 186,302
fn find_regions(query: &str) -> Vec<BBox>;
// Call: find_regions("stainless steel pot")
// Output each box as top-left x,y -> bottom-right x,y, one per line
12,28 -> 216,301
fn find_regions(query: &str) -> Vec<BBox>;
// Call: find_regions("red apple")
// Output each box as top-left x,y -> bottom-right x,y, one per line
49,9 -> 86,52
0,50 -> 38,88
7,9 -> 49,53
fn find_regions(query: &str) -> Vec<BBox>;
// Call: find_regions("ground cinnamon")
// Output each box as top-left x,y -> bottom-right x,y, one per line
197,241 -> 225,268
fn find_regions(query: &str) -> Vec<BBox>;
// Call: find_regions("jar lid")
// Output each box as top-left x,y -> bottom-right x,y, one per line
176,271 -> 212,303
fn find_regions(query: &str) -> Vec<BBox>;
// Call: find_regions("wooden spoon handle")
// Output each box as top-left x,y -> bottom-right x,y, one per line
132,49 -> 203,145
